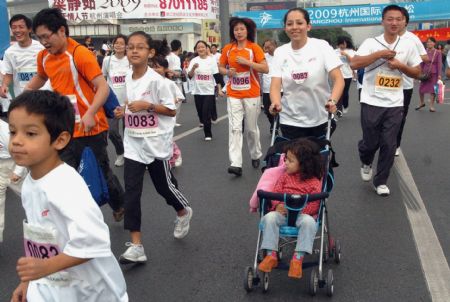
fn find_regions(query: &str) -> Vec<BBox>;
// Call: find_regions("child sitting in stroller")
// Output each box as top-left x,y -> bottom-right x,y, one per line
258,138 -> 323,279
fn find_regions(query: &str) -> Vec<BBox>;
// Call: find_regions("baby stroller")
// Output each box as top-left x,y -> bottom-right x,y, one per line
244,114 -> 342,296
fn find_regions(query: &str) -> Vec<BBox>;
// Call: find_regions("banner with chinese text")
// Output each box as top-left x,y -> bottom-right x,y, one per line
202,19 -> 220,47
49,0 -> 219,22
413,28 -> 450,42
234,0 -> 450,29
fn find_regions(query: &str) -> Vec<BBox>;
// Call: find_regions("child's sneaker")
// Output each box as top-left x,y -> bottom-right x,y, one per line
119,242 -> 147,264
174,207 -> 193,239
258,254 -> 278,273
288,256 -> 304,279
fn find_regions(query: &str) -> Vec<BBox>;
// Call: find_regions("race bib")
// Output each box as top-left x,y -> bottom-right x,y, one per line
291,71 -> 309,84
231,72 -> 251,91
110,73 -> 127,89
195,73 -> 212,88
23,220 -> 71,286
125,111 -> 159,138
17,66 -> 37,89
67,95 -> 81,123
375,72 -> 402,93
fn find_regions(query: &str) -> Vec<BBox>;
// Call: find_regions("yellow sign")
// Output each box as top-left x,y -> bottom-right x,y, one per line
202,19 -> 221,47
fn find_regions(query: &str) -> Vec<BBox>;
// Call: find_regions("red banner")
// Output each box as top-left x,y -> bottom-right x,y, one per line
412,28 -> 450,42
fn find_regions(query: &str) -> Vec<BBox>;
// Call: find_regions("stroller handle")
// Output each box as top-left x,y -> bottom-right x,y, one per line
257,190 -> 329,203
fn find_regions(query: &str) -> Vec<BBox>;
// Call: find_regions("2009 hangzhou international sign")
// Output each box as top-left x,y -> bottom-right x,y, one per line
49,0 -> 219,22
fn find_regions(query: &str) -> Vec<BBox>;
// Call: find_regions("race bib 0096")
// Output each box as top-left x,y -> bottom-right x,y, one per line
231,72 -> 251,91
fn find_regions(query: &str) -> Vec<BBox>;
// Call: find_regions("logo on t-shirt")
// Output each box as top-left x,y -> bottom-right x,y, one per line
41,209 -> 50,217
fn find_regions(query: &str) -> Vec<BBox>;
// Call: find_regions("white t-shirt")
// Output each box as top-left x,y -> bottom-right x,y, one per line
357,34 -> 422,107
164,77 -> 185,101
102,55 -> 130,105
447,51 -> 450,67
166,52 -> 181,72
335,48 -> 355,79
213,52 -> 221,64
2,40 -> 44,97
188,56 -> 218,95
271,38 -> 342,128
21,164 -> 128,302
0,119 -> 27,176
124,67 -> 176,164
262,52 -> 282,94
401,31 -> 427,89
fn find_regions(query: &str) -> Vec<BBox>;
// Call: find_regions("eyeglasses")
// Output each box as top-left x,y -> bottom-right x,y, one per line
126,45 -> 149,51
36,32 -> 55,42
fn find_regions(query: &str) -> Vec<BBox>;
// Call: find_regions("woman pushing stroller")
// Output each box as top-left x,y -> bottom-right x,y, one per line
257,139 -> 323,279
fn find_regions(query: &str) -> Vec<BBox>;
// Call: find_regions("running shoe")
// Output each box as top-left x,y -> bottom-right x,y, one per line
119,242 -> 147,264
360,164 -> 372,182
375,185 -> 390,196
114,154 -> 124,167
174,207 -> 193,239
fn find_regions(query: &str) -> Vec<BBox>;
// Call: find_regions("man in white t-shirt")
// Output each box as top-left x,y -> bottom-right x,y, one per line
350,5 -> 421,196
166,39 -> 184,125
446,51 -> 450,78
396,7 -> 428,156
0,14 -> 44,99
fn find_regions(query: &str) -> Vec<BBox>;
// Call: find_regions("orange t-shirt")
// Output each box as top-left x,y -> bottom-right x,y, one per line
37,38 -> 108,138
219,41 -> 266,99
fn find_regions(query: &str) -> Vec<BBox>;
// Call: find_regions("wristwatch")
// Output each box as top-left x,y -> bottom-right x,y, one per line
147,103 -> 155,112
328,99 -> 337,105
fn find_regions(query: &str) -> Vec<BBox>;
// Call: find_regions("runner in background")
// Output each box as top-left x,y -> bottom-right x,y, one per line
261,39 -> 279,136
210,44 -> 224,122
102,34 -> 130,167
335,36 -> 356,115
0,14 -> 47,101
219,17 -> 268,177
166,39 -> 184,126
397,7 -> 428,156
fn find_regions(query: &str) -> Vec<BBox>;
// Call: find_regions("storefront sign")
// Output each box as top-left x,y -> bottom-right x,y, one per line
202,19 -> 221,47
121,22 -> 200,35
49,0 -> 219,22
234,0 -> 450,29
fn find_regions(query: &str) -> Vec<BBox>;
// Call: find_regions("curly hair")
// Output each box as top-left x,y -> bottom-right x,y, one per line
229,17 -> 256,43
284,138 -> 323,181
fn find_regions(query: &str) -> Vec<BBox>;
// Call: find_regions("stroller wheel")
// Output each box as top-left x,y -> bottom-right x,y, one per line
333,240 -> 341,264
326,269 -> 334,297
309,268 -> 318,296
244,266 -> 255,292
262,272 -> 270,293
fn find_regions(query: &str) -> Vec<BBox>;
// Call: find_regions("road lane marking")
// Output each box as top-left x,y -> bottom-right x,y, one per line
173,114 -> 228,141
394,151 -> 450,302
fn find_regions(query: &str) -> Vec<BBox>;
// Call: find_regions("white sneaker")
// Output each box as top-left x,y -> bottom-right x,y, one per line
199,123 -> 204,128
375,185 -> 390,196
114,154 -> 124,167
175,123 -> 181,127
174,155 -> 182,167
119,242 -> 147,264
174,207 -> 193,239
395,148 -> 400,157
343,108 -> 348,114
360,164 -> 373,182
205,137 -> 212,141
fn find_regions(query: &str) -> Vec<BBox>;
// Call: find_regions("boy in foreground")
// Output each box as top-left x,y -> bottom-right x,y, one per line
9,90 -> 127,302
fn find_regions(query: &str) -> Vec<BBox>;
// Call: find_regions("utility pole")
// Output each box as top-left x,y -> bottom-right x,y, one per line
219,0 -> 230,47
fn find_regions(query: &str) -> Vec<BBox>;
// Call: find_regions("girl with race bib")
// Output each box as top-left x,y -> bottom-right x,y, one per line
219,17 -> 268,176
188,40 -> 223,141
114,32 -> 192,265
269,8 -> 344,140
102,34 -> 130,167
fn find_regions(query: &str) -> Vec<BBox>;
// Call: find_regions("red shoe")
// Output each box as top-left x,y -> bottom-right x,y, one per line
258,255 -> 278,273
288,256 -> 304,279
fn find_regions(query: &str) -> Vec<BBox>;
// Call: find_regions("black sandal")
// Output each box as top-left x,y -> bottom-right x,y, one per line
415,104 -> 425,110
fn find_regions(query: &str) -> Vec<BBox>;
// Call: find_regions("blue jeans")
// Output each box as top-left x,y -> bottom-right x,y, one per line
260,211 -> 317,254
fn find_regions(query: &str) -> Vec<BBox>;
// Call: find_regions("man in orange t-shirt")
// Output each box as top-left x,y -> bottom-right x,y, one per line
219,17 -> 268,176
26,8 -> 124,221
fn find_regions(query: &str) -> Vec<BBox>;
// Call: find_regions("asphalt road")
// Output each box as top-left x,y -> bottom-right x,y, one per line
1,82 -> 449,302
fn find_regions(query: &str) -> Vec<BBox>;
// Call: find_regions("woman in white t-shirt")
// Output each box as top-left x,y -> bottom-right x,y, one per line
188,40 -> 222,140
335,36 -> 356,114
102,34 -> 130,167
114,32 -> 192,264
270,8 -> 344,139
